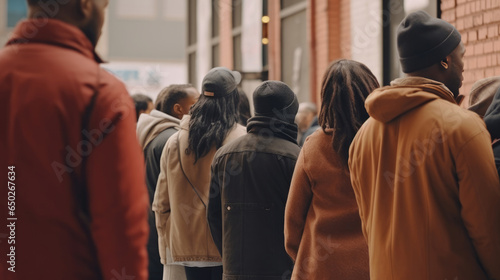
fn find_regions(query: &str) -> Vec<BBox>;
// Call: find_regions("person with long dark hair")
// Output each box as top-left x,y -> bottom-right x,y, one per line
284,59 -> 379,279
153,67 -> 246,280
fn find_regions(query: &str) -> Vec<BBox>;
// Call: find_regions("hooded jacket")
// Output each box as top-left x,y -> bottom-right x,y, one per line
152,115 -> 246,266
207,116 -> 299,280
0,20 -> 149,280
349,77 -> 500,280
136,110 -> 181,279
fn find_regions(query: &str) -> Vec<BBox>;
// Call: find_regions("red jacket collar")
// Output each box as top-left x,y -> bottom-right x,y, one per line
7,19 -> 103,63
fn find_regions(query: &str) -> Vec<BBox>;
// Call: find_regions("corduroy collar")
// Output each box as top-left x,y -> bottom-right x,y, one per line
7,19 -> 103,63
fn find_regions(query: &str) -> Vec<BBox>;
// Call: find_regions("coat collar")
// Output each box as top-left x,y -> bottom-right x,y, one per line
7,19 -> 103,63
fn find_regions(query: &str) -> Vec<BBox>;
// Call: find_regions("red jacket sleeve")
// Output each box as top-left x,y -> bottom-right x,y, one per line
85,77 -> 149,280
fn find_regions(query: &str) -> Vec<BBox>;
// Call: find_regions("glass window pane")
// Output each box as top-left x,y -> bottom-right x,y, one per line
233,35 -> 242,71
232,0 -> 242,28
7,0 -> 27,28
188,0 -> 197,45
281,10 -> 309,101
189,52 -> 197,85
212,0 -> 220,37
280,0 -> 305,10
212,44 -> 220,67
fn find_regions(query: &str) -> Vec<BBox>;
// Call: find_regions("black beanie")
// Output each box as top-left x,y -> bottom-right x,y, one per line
397,10 -> 461,73
253,81 -> 299,123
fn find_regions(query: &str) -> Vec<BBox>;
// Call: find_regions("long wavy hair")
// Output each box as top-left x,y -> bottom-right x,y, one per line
318,59 -> 379,166
187,92 -> 240,163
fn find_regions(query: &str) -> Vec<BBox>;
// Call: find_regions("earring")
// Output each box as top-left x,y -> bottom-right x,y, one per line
441,61 -> 449,69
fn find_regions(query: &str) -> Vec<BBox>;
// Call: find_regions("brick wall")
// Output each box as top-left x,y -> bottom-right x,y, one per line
441,0 -> 500,107
309,0 -> 351,104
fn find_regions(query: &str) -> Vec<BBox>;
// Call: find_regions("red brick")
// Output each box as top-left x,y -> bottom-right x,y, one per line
469,57 -> 478,69
493,9 -> 500,23
469,30 -> 478,42
456,18 -> 465,31
442,0 -> 457,10
464,16 -> 474,28
493,0 -> 500,8
479,27 -> 488,39
471,2 -> 477,12
492,53 -> 498,66
485,41 -> 494,53
462,31 -> 468,43
488,25 -> 498,37
486,67 -> 495,77
477,1 -> 482,12
495,66 -> 500,75
456,4 -> 466,17
487,0 -> 493,8
474,14 -> 483,26
442,10 -> 456,22
477,43 -> 485,55
482,0 -> 487,10
484,11 -> 493,24
478,56 -> 488,68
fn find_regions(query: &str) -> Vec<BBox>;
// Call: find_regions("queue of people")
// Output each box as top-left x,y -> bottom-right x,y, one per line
2,1 -> 500,280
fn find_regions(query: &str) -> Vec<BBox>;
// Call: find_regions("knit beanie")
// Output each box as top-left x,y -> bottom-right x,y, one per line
253,81 -> 299,123
397,10 -> 461,73
202,67 -> 241,98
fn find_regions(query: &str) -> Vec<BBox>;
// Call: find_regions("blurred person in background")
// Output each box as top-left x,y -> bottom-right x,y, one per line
237,88 -> 252,126
133,93 -> 154,121
467,77 -> 500,118
153,67 -> 246,280
0,0 -> 149,279
295,102 -> 319,146
136,84 -> 199,280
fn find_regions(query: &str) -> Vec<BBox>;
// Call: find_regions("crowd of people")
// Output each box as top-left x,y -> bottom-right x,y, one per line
2,1 -> 500,280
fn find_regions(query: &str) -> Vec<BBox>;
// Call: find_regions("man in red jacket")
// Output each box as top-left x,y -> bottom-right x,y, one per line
0,1 -> 149,279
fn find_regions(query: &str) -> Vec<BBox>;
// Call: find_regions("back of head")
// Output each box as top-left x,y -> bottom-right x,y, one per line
397,10 -> 461,74
468,77 -> 500,118
252,80 -> 299,124
318,59 -> 379,165
132,94 -> 153,121
296,102 -> 318,132
156,84 -> 193,116
188,67 -> 241,162
26,0 -> 109,47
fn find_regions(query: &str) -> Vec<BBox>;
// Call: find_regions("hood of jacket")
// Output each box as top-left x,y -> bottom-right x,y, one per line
366,77 -> 457,123
136,110 -> 180,149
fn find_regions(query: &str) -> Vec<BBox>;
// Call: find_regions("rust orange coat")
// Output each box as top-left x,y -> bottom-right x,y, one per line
0,20 -> 149,280
285,130 -> 369,280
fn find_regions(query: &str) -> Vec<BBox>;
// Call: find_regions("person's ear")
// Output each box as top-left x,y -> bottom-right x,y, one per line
78,0 -> 94,21
441,58 -> 449,70
173,103 -> 184,116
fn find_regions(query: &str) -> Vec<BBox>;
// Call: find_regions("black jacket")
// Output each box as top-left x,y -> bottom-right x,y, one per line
207,118 -> 300,280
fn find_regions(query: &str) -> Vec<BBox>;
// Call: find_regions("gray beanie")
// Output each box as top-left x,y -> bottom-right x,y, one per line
397,10 -> 461,73
253,81 -> 299,123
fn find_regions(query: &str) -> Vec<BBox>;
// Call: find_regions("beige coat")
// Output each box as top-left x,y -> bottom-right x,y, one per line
349,77 -> 500,280
153,115 -> 246,266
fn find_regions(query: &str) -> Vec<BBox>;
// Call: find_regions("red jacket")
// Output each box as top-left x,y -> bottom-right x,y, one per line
0,20 -> 149,280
